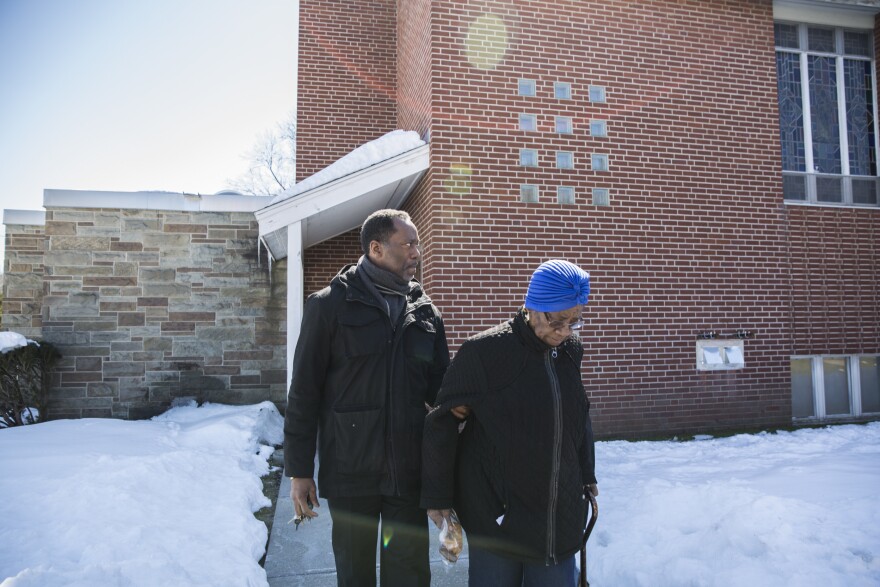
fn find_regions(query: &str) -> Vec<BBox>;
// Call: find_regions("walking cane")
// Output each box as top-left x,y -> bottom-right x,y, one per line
578,492 -> 599,587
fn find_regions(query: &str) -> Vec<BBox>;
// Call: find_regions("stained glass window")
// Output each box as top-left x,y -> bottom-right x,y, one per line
775,22 -> 877,206
809,55 -> 841,174
844,59 -> 876,176
776,52 -> 806,172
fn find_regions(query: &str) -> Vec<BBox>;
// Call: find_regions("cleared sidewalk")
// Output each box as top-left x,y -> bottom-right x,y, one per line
264,475 -> 470,586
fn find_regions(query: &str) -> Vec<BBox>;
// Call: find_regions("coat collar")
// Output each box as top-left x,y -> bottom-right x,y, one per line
333,263 -> 426,307
512,307 -> 578,356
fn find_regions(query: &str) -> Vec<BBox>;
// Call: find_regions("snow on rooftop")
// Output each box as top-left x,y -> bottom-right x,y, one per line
268,130 -> 426,206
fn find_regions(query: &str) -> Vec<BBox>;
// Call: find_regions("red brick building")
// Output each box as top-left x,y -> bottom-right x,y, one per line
264,0 -> 880,438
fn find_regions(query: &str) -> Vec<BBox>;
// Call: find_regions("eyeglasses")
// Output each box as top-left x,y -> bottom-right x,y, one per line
544,312 -> 584,331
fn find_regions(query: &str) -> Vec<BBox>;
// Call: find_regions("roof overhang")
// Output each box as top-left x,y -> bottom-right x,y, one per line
774,0 -> 880,26
254,143 -> 430,260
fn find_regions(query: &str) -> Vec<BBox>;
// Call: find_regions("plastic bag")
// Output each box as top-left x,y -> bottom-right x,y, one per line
438,510 -> 463,564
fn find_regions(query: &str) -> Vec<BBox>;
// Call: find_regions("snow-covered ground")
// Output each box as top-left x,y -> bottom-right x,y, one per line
592,423 -> 880,586
0,401 -> 877,587
0,402 -> 283,587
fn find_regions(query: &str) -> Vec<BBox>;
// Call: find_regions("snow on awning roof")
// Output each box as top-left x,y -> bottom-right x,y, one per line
255,130 -> 429,260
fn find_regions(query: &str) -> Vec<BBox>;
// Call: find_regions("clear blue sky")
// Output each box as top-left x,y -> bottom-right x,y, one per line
0,0 -> 298,267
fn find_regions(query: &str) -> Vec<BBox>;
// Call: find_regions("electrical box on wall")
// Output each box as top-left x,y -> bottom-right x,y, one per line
696,340 -> 745,371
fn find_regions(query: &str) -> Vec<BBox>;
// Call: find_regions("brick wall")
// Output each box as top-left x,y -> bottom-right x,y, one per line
397,0 -> 440,295
39,207 -> 286,419
302,229 -> 362,298
419,0 -> 792,436
296,0 -> 398,182
297,0 -> 880,437
787,206 -> 880,356
2,222 -> 45,338
297,0 -> 400,293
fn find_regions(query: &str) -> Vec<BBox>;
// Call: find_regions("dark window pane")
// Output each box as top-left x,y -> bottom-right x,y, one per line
823,357 -> 850,415
809,56 -> 841,174
783,174 -> 807,200
775,23 -> 799,49
852,178 -> 878,204
844,59 -> 877,176
817,176 -> 842,202
792,358 -> 815,418
860,357 -> 880,413
808,26 -> 835,52
844,31 -> 872,57
777,52 -> 806,172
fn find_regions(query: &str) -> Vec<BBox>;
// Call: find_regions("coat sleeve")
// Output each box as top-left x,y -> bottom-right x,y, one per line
424,310 -> 451,407
581,398 -> 597,486
283,292 -> 332,479
568,340 -> 597,486
420,339 -> 487,509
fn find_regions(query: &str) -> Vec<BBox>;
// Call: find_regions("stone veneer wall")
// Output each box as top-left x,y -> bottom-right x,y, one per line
40,206 -> 287,419
2,219 -> 46,339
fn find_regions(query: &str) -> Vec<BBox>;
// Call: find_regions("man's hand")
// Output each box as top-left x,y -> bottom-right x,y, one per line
291,477 -> 319,520
427,508 -> 452,529
586,483 -> 599,497
450,405 -> 470,420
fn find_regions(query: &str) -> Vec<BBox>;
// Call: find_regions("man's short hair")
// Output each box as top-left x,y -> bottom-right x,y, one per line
360,209 -> 412,255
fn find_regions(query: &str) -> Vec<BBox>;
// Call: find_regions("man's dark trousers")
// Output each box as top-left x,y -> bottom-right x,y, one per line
327,494 -> 430,587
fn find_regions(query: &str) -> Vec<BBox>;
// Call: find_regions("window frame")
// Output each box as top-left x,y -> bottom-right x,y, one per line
520,184 -> 539,203
518,78 -> 536,97
791,354 -> 880,421
519,148 -> 538,167
555,116 -> 573,134
519,113 -> 537,132
591,153 -> 609,172
556,151 -> 574,169
554,81 -> 572,100
590,120 -> 608,137
775,21 -> 880,208
557,185 -> 575,205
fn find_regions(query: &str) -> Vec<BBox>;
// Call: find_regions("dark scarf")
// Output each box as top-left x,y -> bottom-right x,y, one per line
357,255 -> 411,326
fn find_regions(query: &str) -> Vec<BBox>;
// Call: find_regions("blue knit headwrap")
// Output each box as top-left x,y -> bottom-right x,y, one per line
524,260 -> 590,312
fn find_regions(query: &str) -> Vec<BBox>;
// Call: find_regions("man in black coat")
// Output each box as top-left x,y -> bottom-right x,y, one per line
284,209 -> 450,586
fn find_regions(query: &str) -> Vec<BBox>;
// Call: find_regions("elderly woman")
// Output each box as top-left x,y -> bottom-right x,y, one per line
421,259 -> 598,586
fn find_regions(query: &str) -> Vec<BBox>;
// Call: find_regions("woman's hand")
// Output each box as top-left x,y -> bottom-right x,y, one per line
427,508 -> 453,529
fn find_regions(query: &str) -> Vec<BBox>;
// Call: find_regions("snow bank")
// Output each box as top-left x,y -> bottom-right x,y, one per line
0,401 -> 284,587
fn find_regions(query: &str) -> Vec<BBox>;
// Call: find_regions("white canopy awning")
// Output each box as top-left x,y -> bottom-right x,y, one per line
255,141 -> 429,259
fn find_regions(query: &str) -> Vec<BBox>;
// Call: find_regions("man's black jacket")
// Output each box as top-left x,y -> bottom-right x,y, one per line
284,264 -> 449,498
421,311 -> 596,564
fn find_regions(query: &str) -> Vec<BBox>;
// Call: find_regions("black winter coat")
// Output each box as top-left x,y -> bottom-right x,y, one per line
421,310 -> 596,564
284,264 -> 449,498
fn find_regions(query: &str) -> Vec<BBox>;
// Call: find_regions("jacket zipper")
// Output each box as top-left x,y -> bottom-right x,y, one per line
351,292 -> 425,497
386,302 -> 424,496
544,347 -> 563,565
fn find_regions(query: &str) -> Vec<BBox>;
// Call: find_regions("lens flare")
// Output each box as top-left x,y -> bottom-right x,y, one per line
444,163 -> 474,195
382,526 -> 394,548
464,14 -> 509,70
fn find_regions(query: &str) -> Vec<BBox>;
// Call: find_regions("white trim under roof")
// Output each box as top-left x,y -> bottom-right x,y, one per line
3,210 -> 46,226
255,142 -> 430,259
43,189 -> 273,212
774,0 -> 880,27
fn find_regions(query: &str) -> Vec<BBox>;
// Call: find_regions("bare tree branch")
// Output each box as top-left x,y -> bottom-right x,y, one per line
225,111 -> 296,196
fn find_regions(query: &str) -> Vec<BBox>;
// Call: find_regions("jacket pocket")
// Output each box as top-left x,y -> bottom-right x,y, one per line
338,311 -> 386,358
405,319 -> 436,364
333,405 -> 384,476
